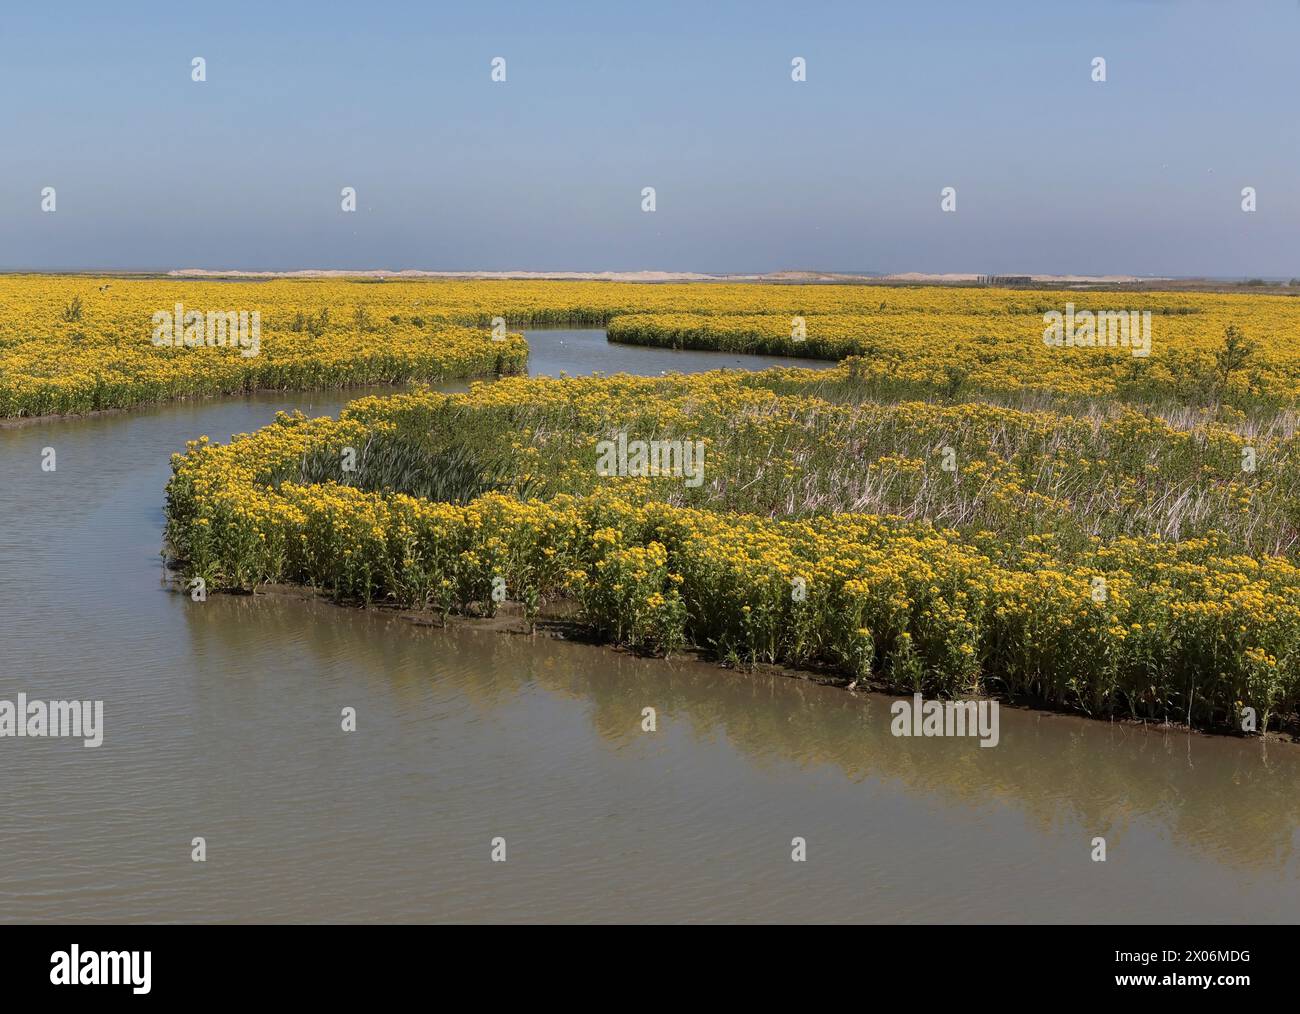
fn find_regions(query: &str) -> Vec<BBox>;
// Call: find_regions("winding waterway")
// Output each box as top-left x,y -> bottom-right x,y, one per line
1,329 -> 1297,922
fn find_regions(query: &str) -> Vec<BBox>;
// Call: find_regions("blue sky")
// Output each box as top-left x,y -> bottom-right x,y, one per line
0,0 -> 1296,275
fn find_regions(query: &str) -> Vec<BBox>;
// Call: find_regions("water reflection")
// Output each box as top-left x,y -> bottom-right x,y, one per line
186,591 -> 1300,878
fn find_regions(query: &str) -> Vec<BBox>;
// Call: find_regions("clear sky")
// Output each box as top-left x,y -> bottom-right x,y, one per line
1,0 -> 1296,276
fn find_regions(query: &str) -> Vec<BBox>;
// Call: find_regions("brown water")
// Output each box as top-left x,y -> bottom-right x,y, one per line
1,329 -> 1297,923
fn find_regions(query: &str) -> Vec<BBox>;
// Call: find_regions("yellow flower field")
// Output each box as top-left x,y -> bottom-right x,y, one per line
608,301 -> 1300,406
5,275 -> 1300,415
0,276 -> 528,417
7,273 -> 1292,731
164,365 -> 1300,733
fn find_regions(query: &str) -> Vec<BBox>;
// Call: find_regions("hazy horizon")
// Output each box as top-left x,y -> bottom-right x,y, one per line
2,267 -> 1291,281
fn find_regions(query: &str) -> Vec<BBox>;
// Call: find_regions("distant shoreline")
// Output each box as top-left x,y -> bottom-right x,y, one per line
168,268 -> 1171,284
1,268 -> 1296,294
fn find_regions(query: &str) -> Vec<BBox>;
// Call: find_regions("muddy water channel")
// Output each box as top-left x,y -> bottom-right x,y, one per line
1,330 -> 1296,922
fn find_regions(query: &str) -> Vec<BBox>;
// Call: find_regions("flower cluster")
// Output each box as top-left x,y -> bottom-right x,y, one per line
165,374 -> 1300,732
